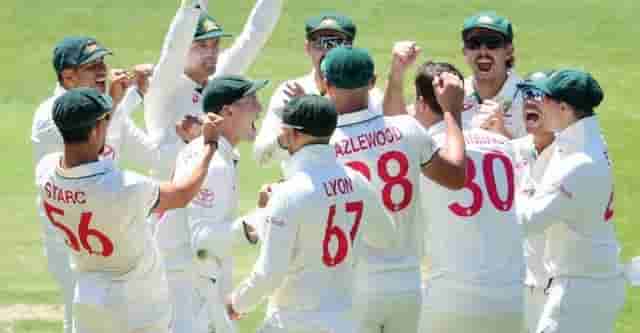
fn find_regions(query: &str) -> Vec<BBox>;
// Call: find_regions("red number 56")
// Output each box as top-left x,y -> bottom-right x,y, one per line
44,201 -> 114,257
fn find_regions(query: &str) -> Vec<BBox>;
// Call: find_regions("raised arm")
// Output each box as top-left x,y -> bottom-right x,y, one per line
213,0 -> 283,77
144,1 -> 201,138
421,73 -> 467,190
154,113 -> 222,212
383,41 -> 421,116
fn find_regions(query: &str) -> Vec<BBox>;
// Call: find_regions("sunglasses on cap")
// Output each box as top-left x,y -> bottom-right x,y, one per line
310,36 -> 352,50
521,88 -> 544,103
96,111 -> 112,122
464,35 -> 506,50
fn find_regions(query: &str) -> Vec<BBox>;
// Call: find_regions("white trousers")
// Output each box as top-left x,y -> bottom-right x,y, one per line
45,237 -> 75,333
354,290 -> 421,333
535,276 -> 626,333
167,271 -> 208,333
524,286 -> 547,333
257,308 -> 356,333
419,309 -> 522,333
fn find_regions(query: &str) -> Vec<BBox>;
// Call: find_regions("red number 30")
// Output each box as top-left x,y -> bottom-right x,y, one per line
449,151 -> 515,218
44,201 -> 114,257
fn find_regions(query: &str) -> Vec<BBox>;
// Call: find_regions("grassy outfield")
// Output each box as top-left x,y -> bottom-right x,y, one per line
0,0 -> 638,331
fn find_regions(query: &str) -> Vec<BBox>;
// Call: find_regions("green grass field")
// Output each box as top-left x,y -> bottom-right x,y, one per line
1,0 -> 638,331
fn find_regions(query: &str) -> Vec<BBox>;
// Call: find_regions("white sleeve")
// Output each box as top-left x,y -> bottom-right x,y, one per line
213,0 -> 283,77
144,6 -> 201,139
408,117 -> 436,165
117,116 -> 186,173
231,189 -> 297,313
518,164 -> 585,235
124,171 -> 160,217
253,83 -> 289,166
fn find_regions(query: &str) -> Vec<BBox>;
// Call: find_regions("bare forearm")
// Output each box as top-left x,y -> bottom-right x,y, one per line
156,144 -> 216,211
442,110 -> 466,170
383,70 -> 408,116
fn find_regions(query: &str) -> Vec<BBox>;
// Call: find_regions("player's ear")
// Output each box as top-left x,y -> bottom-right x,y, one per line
369,74 -> 377,89
60,68 -> 77,89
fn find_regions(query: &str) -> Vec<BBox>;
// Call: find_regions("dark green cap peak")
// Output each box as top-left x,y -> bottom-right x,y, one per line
203,75 -> 268,113
194,12 -> 231,41
321,47 -> 374,89
522,69 -> 604,112
283,95 -> 337,137
462,11 -> 513,41
53,88 -> 113,131
305,12 -> 356,39
53,36 -> 112,74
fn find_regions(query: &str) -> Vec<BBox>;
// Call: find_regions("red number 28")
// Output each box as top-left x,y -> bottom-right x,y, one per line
43,201 -> 114,257
346,150 -> 413,213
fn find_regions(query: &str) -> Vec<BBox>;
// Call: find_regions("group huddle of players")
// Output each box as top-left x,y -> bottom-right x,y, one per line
30,0 -> 633,333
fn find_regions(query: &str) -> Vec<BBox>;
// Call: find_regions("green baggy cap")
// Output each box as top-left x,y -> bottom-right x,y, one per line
203,75 -> 269,113
462,12 -> 514,41
194,12 -> 232,41
53,37 -> 112,73
53,88 -> 113,131
519,69 -> 604,112
305,12 -> 356,39
282,95 -> 337,137
321,47 -> 374,89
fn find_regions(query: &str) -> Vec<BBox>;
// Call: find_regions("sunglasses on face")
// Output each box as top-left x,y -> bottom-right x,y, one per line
521,88 -> 545,103
310,36 -> 352,50
464,35 -> 506,50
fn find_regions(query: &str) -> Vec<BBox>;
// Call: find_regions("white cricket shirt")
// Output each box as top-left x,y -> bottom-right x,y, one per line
510,134 -> 555,288
422,123 -> 524,314
331,109 -> 436,294
232,144 -> 392,316
463,70 -> 527,139
519,116 -> 622,278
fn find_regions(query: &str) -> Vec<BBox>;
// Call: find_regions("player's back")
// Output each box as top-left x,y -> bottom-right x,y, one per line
269,145 -> 387,313
331,110 -> 435,287
35,153 -> 160,278
422,124 -> 524,312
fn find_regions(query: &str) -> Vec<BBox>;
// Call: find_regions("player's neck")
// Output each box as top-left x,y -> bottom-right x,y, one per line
185,70 -> 208,87
533,132 -> 555,154
474,71 -> 508,100
333,95 -> 369,115
62,145 -> 99,169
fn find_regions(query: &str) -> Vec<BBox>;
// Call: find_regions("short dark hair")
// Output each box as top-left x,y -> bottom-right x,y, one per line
415,61 -> 465,115
59,125 -> 94,144
506,41 -> 515,69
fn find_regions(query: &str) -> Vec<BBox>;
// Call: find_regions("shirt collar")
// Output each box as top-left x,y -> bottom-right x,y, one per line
282,144 -> 336,179
55,156 -> 114,179
554,116 -> 602,154
54,84 -> 66,97
216,135 -> 240,163
337,108 -> 382,127
468,70 -> 522,102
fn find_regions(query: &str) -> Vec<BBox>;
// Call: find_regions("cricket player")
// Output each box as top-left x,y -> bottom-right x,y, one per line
253,12 -> 384,167
404,61 -> 524,333
509,71 -> 557,333
322,47 -> 467,333
35,87 -> 222,333
30,36 -> 194,333
518,69 -> 625,333
460,12 -> 527,139
159,75 -> 268,333
144,0 -> 282,180
227,95 -> 393,333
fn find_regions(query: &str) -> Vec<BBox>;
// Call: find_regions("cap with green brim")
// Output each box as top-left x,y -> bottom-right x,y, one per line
462,12 -> 513,41
321,47 -> 374,90
282,95 -> 337,137
53,37 -> 113,74
194,13 -> 232,41
305,12 -> 356,40
518,69 -> 604,112
53,88 -> 113,131
203,75 -> 269,113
